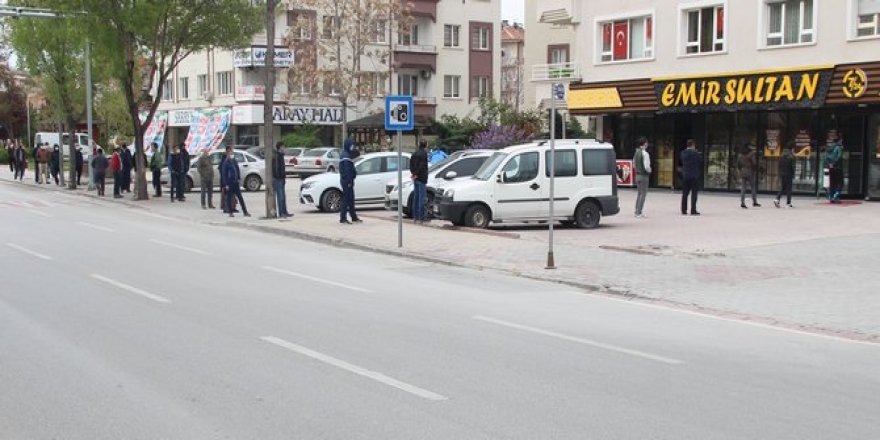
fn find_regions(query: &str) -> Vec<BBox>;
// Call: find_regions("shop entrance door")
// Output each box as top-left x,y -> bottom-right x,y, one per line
866,113 -> 880,200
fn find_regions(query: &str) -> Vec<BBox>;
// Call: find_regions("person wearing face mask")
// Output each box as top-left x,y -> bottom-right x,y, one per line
272,142 -> 291,218
220,146 -> 250,218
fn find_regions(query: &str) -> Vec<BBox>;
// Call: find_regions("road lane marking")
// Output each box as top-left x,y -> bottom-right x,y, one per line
90,274 -> 171,304
473,315 -> 684,365
260,336 -> 447,401
142,212 -> 179,222
27,209 -> 52,218
6,243 -> 52,260
262,266 -> 373,293
148,239 -> 211,256
76,221 -> 115,232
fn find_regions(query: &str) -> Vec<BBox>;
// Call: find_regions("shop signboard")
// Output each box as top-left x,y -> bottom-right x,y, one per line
233,47 -> 294,68
654,66 -> 834,113
232,104 -> 343,126
616,159 -> 634,186
168,109 -> 195,127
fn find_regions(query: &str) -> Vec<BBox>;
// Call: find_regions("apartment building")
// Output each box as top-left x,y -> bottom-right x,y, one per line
527,0 -> 880,199
152,0 -> 500,152
501,20 -> 525,110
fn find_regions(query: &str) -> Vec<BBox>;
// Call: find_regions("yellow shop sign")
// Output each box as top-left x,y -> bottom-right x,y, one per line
653,67 -> 834,113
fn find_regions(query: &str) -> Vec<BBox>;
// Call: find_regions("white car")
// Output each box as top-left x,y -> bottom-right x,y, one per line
384,150 -> 493,217
160,149 -> 266,192
299,151 -> 412,212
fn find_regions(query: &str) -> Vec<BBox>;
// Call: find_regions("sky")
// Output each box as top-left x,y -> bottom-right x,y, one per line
501,0 -> 525,24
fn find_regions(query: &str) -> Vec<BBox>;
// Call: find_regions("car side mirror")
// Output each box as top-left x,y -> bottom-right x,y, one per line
496,174 -> 504,183
444,171 -> 458,180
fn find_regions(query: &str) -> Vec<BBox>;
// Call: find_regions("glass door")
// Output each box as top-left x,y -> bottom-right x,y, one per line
866,113 -> 880,199
703,113 -> 733,190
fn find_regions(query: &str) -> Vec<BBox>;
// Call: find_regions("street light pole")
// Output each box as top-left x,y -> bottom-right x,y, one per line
546,84 -> 557,269
86,38 -> 95,191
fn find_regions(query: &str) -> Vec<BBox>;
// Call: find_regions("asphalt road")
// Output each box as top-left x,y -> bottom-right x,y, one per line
1,181 -> 879,440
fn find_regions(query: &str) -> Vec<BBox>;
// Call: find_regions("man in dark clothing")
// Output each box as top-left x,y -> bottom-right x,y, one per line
339,138 -> 361,224
775,143 -> 796,208
177,144 -> 189,201
120,143 -> 133,192
50,145 -> 61,185
826,134 -> 844,203
272,142 -> 291,218
75,147 -> 84,185
167,145 -> 179,202
13,144 -> 26,180
410,140 -> 430,223
110,147 -> 123,198
679,139 -> 703,216
92,149 -> 109,196
738,142 -> 760,208
32,144 -> 40,183
221,146 -> 250,217
149,143 -> 164,197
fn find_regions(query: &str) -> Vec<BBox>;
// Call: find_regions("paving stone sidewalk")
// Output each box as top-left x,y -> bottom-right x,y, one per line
3,169 -> 878,341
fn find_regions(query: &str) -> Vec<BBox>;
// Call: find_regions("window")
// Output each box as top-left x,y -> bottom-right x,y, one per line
765,0 -> 814,46
372,73 -> 387,96
443,75 -> 460,98
384,156 -> 409,172
216,71 -> 233,96
684,5 -> 725,54
197,74 -> 208,97
444,24 -> 461,47
398,74 -> 418,96
399,24 -> 419,46
323,73 -> 341,96
445,157 -> 487,177
322,15 -> 338,39
599,15 -> 653,62
290,12 -> 314,40
501,152 -> 539,183
856,0 -> 880,37
548,45 -> 570,64
355,157 -> 382,174
545,150 -> 578,177
162,79 -> 173,100
473,26 -> 490,50
178,77 -> 189,100
371,20 -> 387,43
292,76 -> 313,95
583,150 -> 614,176
474,76 -> 490,98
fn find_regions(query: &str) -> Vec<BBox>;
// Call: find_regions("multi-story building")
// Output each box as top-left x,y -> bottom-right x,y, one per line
154,0 -> 500,151
527,0 -> 880,199
501,20 -> 525,110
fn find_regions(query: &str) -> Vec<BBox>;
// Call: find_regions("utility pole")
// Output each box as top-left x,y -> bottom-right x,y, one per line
263,0 -> 278,218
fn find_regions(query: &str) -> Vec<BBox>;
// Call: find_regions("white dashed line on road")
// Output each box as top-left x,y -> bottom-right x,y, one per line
473,315 -> 684,365
76,221 -> 115,233
6,243 -> 52,260
260,336 -> 448,401
90,274 -> 172,304
148,239 -> 211,256
262,266 -> 373,293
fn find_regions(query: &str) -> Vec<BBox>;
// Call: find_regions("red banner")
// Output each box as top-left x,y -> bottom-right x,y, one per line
616,160 -> 634,186
613,21 -> 629,60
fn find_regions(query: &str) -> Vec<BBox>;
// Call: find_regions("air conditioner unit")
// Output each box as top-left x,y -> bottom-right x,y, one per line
202,91 -> 214,101
420,70 -> 431,80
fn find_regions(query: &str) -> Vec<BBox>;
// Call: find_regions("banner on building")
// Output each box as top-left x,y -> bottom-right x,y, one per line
139,111 -> 168,151
183,107 -> 231,154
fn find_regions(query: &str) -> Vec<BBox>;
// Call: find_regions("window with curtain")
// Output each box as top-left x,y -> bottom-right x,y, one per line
765,0 -> 814,46
857,0 -> 880,37
684,5 -> 725,54
599,15 -> 653,62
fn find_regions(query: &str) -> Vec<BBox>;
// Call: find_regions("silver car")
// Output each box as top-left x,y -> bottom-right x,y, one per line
291,147 -> 340,176
161,150 -> 266,192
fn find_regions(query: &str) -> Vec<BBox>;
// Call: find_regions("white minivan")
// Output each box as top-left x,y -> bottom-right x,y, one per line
34,132 -> 95,160
433,139 -> 619,229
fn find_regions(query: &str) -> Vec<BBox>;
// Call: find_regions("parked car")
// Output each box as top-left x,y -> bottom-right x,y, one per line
290,147 -> 340,176
283,147 -> 306,175
160,149 -> 265,192
433,139 -> 620,229
385,149 -> 493,217
299,151 -> 412,212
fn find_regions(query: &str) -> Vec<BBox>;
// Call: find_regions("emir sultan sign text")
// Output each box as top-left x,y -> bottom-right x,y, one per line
654,67 -> 834,112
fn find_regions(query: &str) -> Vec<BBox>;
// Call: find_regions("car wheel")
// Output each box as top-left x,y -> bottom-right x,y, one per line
244,174 -> 262,192
426,192 -> 436,218
404,193 -> 414,218
321,188 -> 343,212
464,204 -> 491,229
574,200 -> 601,229
185,176 -> 194,193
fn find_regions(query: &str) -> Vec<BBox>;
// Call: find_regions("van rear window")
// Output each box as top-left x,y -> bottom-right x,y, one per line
544,150 -> 578,177
582,149 -> 613,176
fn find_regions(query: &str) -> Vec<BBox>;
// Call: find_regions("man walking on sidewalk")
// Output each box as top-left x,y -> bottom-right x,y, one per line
410,140 -> 429,223
13,143 -> 27,181
272,142 -> 291,218
149,143 -> 163,197
75,147 -> 84,186
680,139 -> 703,216
221,146 -> 250,218
775,143 -> 796,208
177,143 -> 190,201
197,149 -> 215,210
633,137 -> 651,218
92,149 -> 108,196
738,142 -> 760,209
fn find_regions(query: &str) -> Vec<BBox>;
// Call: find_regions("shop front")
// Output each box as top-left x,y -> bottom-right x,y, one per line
568,63 -> 880,199
231,104 -> 343,148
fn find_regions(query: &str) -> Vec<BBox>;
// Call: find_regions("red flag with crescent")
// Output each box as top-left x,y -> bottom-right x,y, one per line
613,21 -> 628,60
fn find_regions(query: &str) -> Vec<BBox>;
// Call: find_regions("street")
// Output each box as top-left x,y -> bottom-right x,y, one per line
1,180 -> 879,439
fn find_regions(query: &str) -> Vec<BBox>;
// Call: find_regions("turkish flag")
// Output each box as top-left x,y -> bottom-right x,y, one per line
603,23 -> 612,50
717,8 -> 724,38
613,21 -> 628,60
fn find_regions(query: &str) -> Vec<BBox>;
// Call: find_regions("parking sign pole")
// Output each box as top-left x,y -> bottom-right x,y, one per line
546,84 -> 558,270
397,130 -> 403,248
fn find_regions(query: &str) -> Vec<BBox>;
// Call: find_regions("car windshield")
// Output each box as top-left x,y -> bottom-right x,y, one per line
473,152 -> 508,180
428,151 -> 463,172
304,149 -> 329,157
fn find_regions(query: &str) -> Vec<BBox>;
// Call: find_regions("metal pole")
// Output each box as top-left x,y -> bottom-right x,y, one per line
561,110 -> 566,140
26,96 -> 31,151
397,130 -> 403,248
546,87 -> 556,269
86,38 -> 95,190
57,122 -> 64,186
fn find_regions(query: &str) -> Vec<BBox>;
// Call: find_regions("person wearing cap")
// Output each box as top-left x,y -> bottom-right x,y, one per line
339,137 -> 361,224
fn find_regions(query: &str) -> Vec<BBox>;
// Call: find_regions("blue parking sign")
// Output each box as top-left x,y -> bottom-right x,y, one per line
385,96 -> 415,132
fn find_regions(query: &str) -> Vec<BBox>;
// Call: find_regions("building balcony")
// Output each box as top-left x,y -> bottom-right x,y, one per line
408,0 -> 438,22
537,0 -> 581,25
394,44 -> 437,54
531,62 -> 582,83
235,85 -> 283,102
393,50 -> 437,72
413,96 -> 436,119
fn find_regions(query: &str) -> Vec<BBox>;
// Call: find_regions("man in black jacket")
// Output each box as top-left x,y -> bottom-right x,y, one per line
177,143 -> 189,201
775,143 -> 796,208
272,142 -> 291,218
409,140 -> 429,223
680,139 -> 703,216
120,143 -> 133,192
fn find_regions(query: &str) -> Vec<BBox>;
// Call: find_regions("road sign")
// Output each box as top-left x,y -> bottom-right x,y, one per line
384,96 -> 415,132
553,83 -> 566,100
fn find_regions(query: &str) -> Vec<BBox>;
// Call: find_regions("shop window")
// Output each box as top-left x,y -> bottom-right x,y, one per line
704,114 -> 733,190
786,111 -> 818,192
683,5 -> 725,54
763,0 -> 815,47
856,0 -> 880,37
732,113 -> 760,189
545,150 -> 578,177
760,112 -> 786,192
821,112 -> 865,197
599,15 -> 653,62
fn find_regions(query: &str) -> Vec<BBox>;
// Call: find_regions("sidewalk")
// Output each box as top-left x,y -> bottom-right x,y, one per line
3,169 -> 878,342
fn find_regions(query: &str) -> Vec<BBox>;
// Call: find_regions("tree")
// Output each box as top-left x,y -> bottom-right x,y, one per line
93,79 -> 134,144
471,124 -> 532,150
7,0 -> 85,188
0,61 -> 28,142
281,123 -> 323,149
79,0 -> 262,200
288,0 -> 409,140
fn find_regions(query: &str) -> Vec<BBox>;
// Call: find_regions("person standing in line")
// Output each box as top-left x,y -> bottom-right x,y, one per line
91,149 -> 108,196
49,144 -> 61,185
196,149 -> 215,210
338,138 -> 361,224
826,134 -> 844,203
774,143 -> 796,208
5,142 -> 13,173
167,145 -> 179,202
120,142 -> 133,193
13,143 -> 27,181
177,143 -> 189,201
272,142 -> 291,218
410,140 -> 429,223
110,147 -> 123,198
221,146 -> 250,218
149,143 -> 164,197
633,136 -> 651,218
738,142 -> 760,209
75,147 -> 84,186
680,139 -> 703,216
33,144 -> 41,183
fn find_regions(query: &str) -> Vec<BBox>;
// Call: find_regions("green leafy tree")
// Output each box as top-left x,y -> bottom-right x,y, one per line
79,0 -> 262,199
93,79 -> 134,144
281,123 -> 323,149
0,61 -> 28,143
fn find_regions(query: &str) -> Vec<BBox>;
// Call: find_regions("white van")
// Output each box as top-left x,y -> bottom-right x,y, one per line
34,132 -> 94,159
433,139 -> 619,229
